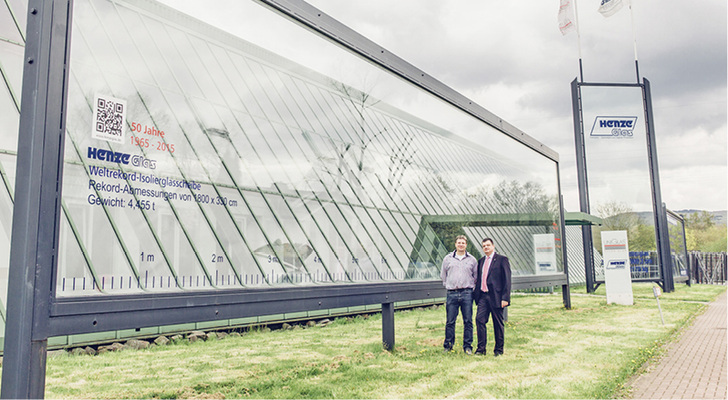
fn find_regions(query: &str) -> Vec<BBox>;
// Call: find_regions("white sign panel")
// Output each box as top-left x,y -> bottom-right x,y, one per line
601,230 -> 633,305
533,234 -> 557,274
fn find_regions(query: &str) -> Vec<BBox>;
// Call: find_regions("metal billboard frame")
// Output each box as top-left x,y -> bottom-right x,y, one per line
571,79 -> 676,293
2,0 -> 570,397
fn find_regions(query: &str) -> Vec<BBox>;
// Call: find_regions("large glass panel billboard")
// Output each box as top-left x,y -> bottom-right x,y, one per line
1,0 -> 565,299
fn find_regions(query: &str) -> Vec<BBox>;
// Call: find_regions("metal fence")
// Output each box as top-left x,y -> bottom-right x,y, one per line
688,252 -> 727,284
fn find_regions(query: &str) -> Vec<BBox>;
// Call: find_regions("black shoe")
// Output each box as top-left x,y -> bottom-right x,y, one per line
444,347 -> 453,353
494,352 -> 503,357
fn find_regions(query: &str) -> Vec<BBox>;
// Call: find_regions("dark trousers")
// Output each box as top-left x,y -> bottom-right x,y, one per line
475,295 -> 505,355
444,289 -> 473,351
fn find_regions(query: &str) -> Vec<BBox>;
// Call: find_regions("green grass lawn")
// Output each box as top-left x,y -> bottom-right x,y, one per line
14,283 -> 726,399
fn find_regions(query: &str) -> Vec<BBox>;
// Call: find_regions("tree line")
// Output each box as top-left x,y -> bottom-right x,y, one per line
593,202 -> 726,253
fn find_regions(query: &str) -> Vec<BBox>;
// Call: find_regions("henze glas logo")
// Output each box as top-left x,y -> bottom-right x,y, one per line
606,259 -> 628,270
590,116 -> 638,138
87,147 -> 157,170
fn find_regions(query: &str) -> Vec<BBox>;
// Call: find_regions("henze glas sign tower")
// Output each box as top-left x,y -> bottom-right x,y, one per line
0,1 -> 569,393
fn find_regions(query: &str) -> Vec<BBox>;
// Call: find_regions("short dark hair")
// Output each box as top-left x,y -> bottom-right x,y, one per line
482,238 -> 494,245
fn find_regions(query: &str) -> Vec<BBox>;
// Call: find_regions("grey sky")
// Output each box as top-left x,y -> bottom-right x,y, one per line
304,0 -> 727,212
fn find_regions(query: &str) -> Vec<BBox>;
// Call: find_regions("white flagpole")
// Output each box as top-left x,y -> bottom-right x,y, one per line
573,0 -> 584,82
629,0 -> 640,83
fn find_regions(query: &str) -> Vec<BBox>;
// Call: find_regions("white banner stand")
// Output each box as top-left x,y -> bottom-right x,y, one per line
533,234 -> 558,274
601,230 -> 634,305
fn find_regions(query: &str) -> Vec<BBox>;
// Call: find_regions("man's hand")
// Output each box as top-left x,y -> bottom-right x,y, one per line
501,300 -> 509,308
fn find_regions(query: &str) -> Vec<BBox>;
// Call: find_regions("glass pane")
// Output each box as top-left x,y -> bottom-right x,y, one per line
56,207 -> 104,295
0,41 -> 22,151
666,212 -> 688,278
226,189 -> 285,287
5,0 -> 27,37
50,0 -> 567,297
61,164 -> 146,292
0,162 -> 13,302
0,8 -> 22,47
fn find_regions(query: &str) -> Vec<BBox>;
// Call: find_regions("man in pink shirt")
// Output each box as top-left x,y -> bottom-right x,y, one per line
473,237 -> 511,356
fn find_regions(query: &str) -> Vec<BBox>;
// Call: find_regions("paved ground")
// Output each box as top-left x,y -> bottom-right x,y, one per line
629,289 -> 727,399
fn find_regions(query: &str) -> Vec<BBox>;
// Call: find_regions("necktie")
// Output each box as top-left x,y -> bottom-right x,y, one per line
481,255 -> 491,292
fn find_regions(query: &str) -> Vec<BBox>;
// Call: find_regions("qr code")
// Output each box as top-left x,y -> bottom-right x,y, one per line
92,94 -> 127,144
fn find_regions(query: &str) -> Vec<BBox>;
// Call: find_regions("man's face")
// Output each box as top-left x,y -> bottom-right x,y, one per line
455,239 -> 467,253
482,240 -> 494,256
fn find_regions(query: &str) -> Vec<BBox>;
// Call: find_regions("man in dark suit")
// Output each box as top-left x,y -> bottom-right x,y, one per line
473,237 -> 511,356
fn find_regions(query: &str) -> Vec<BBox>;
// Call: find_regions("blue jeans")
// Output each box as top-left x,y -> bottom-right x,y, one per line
444,288 -> 473,351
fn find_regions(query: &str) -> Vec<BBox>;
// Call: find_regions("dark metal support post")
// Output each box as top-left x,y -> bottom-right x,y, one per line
642,79 -> 673,292
558,194 -> 572,309
381,302 -> 395,351
571,79 -> 595,293
1,1 -> 72,398
659,204 -> 675,292
680,215 -> 691,286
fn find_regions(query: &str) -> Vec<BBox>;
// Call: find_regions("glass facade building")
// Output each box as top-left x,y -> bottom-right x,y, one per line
0,0 -> 566,344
